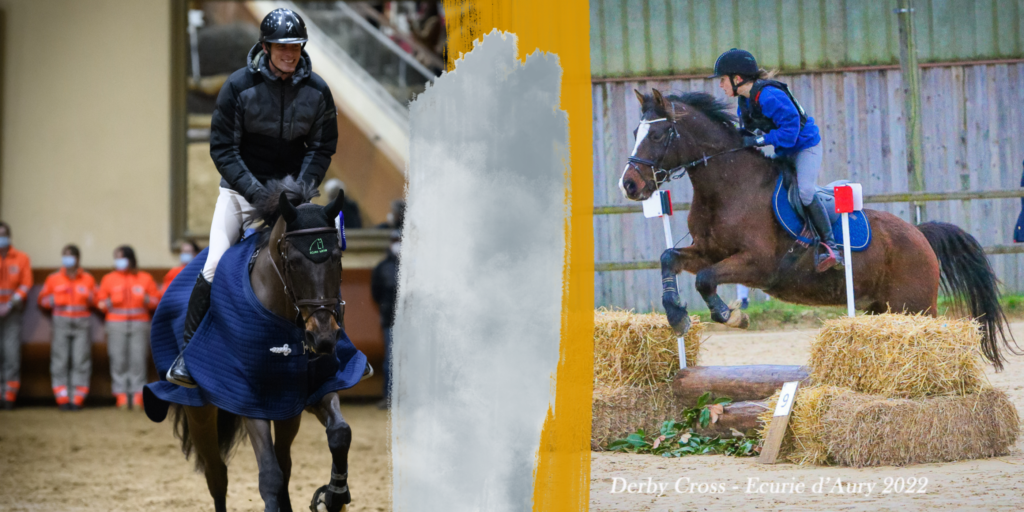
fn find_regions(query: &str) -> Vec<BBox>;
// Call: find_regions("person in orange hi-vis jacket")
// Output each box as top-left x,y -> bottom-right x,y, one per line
96,245 -> 158,410
38,245 -> 96,411
0,221 -> 32,410
159,240 -> 201,298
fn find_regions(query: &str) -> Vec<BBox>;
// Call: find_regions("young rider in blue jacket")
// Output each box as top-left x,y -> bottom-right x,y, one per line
710,49 -> 841,272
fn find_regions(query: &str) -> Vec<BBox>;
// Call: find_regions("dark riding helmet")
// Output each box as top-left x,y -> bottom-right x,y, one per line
260,8 -> 308,45
708,48 -> 759,79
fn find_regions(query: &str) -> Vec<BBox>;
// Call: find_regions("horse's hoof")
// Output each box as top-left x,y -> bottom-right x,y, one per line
310,485 -> 348,512
725,300 -> 750,329
663,296 -> 690,335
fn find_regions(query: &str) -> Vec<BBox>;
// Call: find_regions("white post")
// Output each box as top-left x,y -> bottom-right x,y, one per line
662,214 -> 687,369
842,212 -> 855,317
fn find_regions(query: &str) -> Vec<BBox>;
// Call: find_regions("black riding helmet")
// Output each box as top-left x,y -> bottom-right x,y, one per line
260,8 -> 308,46
709,48 -> 759,95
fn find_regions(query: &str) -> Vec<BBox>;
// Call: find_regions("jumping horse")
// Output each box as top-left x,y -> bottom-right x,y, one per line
619,89 -> 1019,370
148,179 -> 360,512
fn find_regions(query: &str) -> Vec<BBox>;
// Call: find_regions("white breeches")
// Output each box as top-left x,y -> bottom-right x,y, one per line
202,187 -> 256,282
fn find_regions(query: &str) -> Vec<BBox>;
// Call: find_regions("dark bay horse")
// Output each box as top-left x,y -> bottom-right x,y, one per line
168,180 -> 356,512
619,89 -> 1018,369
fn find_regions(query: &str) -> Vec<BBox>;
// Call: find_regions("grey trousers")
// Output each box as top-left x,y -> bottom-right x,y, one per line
51,316 -> 92,391
794,142 -> 824,206
106,321 -> 150,395
1,309 -> 22,391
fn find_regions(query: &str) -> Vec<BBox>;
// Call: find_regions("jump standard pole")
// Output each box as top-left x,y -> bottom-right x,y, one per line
834,184 -> 864,318
643,190 -> 687,368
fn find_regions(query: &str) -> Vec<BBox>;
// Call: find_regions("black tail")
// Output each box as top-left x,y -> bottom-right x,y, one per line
170,404 -> 247,473
918,221 -> 1021,370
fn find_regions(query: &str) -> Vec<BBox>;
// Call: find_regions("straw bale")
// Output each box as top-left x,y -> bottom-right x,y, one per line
821,388 -> 1020,467
810,313 -> 987,398
594,309 -> 704,387
757,386 -> 850,465
591,383 -> 679,450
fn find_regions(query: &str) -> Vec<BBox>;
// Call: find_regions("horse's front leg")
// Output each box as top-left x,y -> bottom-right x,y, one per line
309,392 -> 351,512
661,246 -> 713,334
244,418 -> 284,512
694,253 -> 761,329
272,415 -> 302,512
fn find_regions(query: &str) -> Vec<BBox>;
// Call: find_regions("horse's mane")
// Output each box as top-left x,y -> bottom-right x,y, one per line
643,91 -> 796,180
642,91 -> 737,128
252,176 -> 320,247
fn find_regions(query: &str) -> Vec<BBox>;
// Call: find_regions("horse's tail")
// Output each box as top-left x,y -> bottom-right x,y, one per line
170,404 -> 248,473
917,221 -> 1021,370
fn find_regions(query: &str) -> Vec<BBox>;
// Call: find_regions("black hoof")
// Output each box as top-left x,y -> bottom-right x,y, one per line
310,484 -> 349,512
662,295 -> 690,335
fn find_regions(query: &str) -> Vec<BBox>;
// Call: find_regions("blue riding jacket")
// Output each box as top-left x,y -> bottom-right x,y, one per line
738,85 -> 821,156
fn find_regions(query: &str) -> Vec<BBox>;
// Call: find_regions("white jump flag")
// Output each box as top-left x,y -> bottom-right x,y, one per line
833,183 -> 863,318
642,190 -> 687,368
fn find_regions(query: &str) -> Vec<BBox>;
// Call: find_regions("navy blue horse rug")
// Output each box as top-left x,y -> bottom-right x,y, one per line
144,233 -> 366,422
772,174 -> 871,251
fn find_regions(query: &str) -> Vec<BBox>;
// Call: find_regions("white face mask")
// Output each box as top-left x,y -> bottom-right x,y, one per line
390,242 -> 401,256
114,258 -> 130,271
180,252 -> 195,264
62,255 -> 77,268
0,237 -> 9,249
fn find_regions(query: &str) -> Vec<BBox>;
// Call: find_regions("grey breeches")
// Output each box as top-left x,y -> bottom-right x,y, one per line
794,143 -> 824,206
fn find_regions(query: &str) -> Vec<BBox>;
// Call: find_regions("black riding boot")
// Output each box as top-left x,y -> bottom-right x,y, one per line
806,196 -> 844,272
165,275 -> 212,388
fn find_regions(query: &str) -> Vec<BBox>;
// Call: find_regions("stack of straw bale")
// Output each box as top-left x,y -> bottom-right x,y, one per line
591,309 -> 705,449
758,314 -> 1020,466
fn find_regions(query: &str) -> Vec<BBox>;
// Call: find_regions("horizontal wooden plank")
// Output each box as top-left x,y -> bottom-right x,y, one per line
594,189 -> 1024,215
595,244 -> 1024,271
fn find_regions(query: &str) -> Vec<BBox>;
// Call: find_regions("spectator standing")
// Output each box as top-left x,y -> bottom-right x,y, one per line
371,230 -> 401,409
161,240 -> 201,296
323,178 -> 363,229
0,222 -> 32,410
96,246 -> 158,409
375,199 -> 405,231
38,245 -> 96,410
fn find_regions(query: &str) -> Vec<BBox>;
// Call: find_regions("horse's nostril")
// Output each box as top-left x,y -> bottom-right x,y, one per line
625,180 -> 636,195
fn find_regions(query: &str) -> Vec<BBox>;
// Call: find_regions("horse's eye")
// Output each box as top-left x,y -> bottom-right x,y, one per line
650,131 -> 665,142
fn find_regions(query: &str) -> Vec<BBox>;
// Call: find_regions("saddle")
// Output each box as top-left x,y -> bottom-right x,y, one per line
772,164 -> 871,252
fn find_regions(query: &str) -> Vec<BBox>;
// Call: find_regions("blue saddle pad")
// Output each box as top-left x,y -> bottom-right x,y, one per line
772,175 -> 871,251
145,234 -> 366,421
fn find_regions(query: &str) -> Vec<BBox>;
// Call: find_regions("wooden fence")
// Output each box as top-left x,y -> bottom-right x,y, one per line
593,61 -> 1024,311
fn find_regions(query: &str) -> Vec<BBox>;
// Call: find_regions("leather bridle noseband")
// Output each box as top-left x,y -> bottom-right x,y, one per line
269,225 -> 345,331
627,117 -> 746,187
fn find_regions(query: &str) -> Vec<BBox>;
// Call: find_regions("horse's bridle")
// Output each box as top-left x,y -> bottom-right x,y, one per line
627,117 -> 746,187
269,226 -> 345,330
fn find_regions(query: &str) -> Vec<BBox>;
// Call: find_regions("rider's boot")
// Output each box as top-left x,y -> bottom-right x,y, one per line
806,196 -> 844,272
166,274 -> 212,388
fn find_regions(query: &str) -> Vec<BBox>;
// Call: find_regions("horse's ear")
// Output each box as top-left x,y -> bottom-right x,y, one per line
325,190 -> 344,221
279,191 -> 298,224
634,89 -> 645,106
651,89 -> 674,121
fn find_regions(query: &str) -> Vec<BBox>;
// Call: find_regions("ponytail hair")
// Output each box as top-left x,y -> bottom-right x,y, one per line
756,68 -> 778,80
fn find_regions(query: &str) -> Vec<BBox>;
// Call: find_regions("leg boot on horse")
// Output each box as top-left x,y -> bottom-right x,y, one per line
166,274 -> 212,388
309,392 -> 352,512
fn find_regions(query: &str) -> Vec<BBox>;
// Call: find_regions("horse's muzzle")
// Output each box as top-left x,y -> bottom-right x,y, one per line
304,328 -> 340,357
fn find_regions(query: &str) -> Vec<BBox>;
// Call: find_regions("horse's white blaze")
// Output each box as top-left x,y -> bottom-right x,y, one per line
619,118 -> 668,198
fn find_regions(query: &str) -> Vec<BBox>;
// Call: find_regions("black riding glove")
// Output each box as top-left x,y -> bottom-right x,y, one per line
742,135 -> 766,148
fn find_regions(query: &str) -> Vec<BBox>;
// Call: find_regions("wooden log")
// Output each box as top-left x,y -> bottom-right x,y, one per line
672,365 -> 811,407
693,400 -> 768,437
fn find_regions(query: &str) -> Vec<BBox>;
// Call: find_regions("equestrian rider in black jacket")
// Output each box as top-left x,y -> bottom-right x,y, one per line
167,8 -> 338,387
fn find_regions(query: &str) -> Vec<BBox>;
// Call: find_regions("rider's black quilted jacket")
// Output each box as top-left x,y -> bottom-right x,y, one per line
209,43 -> 338,204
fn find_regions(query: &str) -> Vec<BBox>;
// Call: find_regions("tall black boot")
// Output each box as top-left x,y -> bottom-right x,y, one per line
806,196 -> 844,272
166,275 -> 212,388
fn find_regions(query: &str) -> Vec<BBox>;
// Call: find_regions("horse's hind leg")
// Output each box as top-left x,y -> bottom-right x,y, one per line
309,392 -> 351,512
694,254 -> 760,329
272,415 -> 302,512
245,418 -> 284,512
184,405 -> 229,512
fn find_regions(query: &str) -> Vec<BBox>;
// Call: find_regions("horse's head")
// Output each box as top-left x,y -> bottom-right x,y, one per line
619,89 -> 740,201
270,191 -> 346,357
